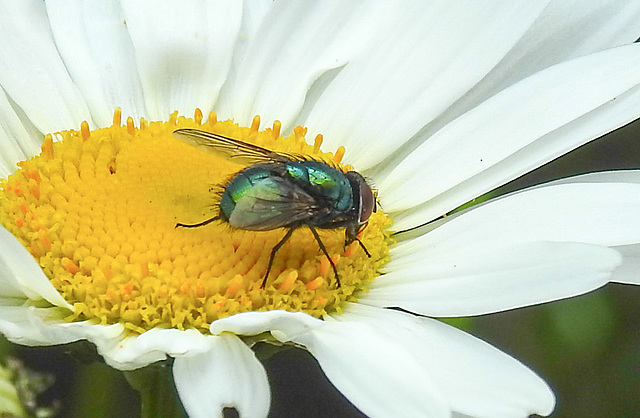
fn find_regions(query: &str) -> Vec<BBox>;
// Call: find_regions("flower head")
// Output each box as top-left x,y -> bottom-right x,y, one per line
1,1 -> 640,417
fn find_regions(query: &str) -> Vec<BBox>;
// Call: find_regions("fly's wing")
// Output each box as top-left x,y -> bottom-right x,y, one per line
229,176 -> 318,230
173,128 -> 301,165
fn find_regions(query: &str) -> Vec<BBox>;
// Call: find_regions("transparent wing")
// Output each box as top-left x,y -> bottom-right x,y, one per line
229,176 -> 318,230
173,128 -> 298,165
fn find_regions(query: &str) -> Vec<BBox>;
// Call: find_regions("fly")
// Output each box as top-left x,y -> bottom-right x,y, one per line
173,128 -> 377,288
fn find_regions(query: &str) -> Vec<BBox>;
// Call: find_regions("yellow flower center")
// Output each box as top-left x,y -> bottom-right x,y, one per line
0,109 -> 392,334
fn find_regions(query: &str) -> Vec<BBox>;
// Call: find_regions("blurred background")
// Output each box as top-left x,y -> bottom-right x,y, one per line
1,117 -> 639,417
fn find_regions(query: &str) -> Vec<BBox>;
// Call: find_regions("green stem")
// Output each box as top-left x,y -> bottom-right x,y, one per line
124,361 -> 187,418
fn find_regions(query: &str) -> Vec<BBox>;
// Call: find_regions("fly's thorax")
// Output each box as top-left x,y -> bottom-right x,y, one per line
285,161 -> 353,212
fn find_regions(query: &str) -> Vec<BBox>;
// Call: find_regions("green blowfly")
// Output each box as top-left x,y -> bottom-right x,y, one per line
172,128 -> 377,288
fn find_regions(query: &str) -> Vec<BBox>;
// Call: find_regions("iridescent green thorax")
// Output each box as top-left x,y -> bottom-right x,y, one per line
285,161 -> 352,210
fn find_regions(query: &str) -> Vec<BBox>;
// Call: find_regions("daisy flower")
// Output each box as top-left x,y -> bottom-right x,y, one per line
1,1 -> 640,417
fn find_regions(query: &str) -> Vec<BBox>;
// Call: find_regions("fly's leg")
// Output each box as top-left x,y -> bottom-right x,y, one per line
344,224 -> 371,258
262,227 -> 297,288
309,226 -> 341,288
175,216 -> 220,228
356,238 -> 372,258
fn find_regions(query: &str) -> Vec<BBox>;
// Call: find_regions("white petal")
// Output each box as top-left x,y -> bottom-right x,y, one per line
121,0 -> 242,121
209,310 -> 321,341
1,303 -> 217,372
211,311 -> 449,416
0,226 -> 72,308
383,44 -> 640,230
370,180 -> 640,315
534,169 -> 640,187
303,0 -> 549,169
0,0 -> 93,133
441,1 -> 640,128
216,0 -> 401,131
288,313 -> 450,418
174,333 -> 270,418
339,304 -> 555,418
29,312 -> 124,350
488,0 -> 640,89
0,88 -> 42,176
0,305 -> 73,346
611,244 -> 640,285
0,303 -> 125,355
1,307 -> 222,373
45,0 -> 147,127
376,2 -> 640,180
513,172 -> 640,286
398,182 -> 640,251
213,0 -> 272,115
363,241 -> 619,317
102,328 -> 212,370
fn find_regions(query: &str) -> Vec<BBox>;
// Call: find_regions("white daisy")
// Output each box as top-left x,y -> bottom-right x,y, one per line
1,1 -> 640,417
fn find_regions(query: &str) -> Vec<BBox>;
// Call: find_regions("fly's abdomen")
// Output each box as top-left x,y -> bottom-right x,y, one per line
220,164 -> 317,230
220,165 -> 272,220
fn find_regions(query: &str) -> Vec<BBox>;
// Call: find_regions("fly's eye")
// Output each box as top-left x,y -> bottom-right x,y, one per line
345,171 -> 376,224
358,180 -> 376,223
